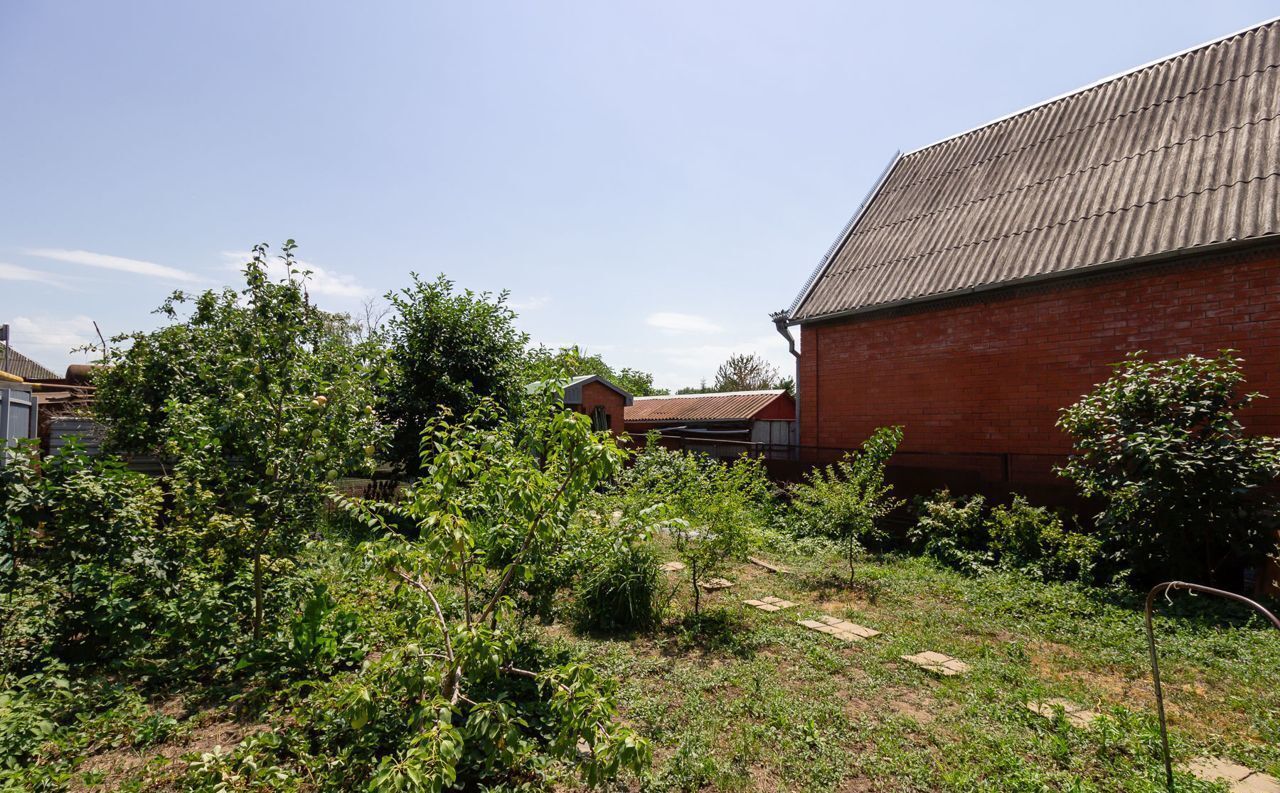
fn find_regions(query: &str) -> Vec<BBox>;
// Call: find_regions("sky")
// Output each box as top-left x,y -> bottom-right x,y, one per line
1,1 -> 1275,390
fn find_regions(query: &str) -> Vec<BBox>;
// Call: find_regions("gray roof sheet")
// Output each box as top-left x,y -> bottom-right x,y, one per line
791,18 -> 1280,323
1,347 -> 58,380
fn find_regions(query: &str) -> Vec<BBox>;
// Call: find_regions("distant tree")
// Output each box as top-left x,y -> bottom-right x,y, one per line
525,345 -> 667,396
380,274 -> 529,471
676,380 -> 713,395
713,353 -> 780,392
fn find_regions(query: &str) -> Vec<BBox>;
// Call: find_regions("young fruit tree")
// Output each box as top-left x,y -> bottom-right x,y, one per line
624,444 -> 765,615
790,426 -> 903,587
335,387 -> 649,788
1057,351 -> 1280,583
93,242 -> 386,640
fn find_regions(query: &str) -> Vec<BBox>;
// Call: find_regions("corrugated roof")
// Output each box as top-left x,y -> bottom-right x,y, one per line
791,18 -> 1280,323
0,347 -> 58,380
625,390 -> 788,423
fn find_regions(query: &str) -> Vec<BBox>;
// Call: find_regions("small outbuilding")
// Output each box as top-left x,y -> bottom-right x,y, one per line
534,375 -> 633,436
624,390 -> 796,457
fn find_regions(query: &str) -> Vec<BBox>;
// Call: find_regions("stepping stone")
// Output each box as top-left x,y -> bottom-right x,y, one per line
749,556 -> 791,574
744,596 -> 797,612
699,577 -> 734,591
798,615 -> 881,642
901,651 -> 969,676
659,561 -> 685,572
1184,758 -> 1280,793
1026,698 -> 1097,728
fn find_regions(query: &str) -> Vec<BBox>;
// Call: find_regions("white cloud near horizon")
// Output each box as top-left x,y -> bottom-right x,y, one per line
7,315 -> 100,372
0,262 -> 67,288
221,251 -> 370,300
510,295 -> 551,312
645,311 -> 723,334
25,247 -> 199,283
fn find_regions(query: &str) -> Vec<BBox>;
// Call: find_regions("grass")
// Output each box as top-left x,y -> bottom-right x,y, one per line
37,534 -> 1279,792
547,538 -> 1280,792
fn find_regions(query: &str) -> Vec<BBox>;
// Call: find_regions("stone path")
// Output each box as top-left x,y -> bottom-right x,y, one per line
659,561 -> 685,572
1184,758 -> 1280,793
901,651 -> 970,676
699,577 -> 734,591
748,556 -> 791,574
799,615 -> 881,642
1025,698 -> 1097,728
744,596 -> 797,612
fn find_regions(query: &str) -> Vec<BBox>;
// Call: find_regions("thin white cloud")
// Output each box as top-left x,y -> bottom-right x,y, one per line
222,251 -> 370,300
511,295 -> 551,312
7,315 -> 101,372
25,247 -> 198,283
0,262 -> 66,288
646,311 -> 723,334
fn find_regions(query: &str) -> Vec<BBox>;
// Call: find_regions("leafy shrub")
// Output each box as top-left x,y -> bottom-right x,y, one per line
987,497 -> 1101,582
322,391 -> 649,789
1057,351 -> 1280,582
619,439 -> 769,614
571,511 -> 662,634
909,490 -> 991,575
379,273 -> 530,472
789,426 -> 903,586
0,443 -> 165,671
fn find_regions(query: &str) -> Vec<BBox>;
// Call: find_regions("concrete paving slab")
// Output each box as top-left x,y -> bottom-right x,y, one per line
759,596 -> 796,609
1026,698 -> 1097,728
799,616 -> 881,643
699,577 -> 734,591
1184,758 -> 1280,792
749,556 -> 791,574
902,651 -> 969,676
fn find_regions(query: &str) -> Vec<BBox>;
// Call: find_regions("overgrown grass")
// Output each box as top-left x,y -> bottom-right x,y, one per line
20,530 -> 1278,791
553,540 -> 1280,791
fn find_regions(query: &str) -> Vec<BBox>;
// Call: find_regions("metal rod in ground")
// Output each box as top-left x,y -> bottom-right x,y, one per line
1144,581 -> 1280,792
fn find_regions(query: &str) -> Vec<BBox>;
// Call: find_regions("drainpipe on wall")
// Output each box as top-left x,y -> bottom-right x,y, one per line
771,311 -> 800,447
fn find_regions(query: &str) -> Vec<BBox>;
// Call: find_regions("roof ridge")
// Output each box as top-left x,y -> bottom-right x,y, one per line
634,389 -> 786,400
882,60 -> 1279,201
847,109 -> 1280,244
901,16 -> 1280,159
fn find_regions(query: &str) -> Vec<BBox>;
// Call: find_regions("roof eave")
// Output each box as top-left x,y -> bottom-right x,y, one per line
789,235 -> 1280,327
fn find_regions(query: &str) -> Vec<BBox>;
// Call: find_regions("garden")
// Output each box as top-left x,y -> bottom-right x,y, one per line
2,245 -> 1278,792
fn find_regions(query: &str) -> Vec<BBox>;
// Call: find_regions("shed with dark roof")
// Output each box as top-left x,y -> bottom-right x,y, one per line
778,18 -> 1280,485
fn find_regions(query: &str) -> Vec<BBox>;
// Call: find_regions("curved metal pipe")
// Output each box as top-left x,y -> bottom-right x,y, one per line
1144,581 -> 1280,791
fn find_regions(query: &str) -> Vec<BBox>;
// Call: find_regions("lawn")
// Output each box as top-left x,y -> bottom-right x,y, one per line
549,538 -> 1280,792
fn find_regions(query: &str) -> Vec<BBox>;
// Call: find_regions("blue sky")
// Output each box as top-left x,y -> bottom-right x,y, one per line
1,1 -> 1274,389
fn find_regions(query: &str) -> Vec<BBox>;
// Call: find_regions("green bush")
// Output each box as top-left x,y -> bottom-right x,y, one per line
908,490 -> 991,575
1057,351 -> 1280,583
987,497 -> 1101,582
789,426 -> 903,586
0,443 -> 165,672
619,439 -> 770,614
571,514 -> 662,634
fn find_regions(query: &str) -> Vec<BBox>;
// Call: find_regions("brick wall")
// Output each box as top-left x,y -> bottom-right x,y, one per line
576,381 -> 627,436
798,244 -> 1280,462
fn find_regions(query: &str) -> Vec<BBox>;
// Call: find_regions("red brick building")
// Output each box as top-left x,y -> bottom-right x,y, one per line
777,19 -> 1280,496
551,375 -> 632,436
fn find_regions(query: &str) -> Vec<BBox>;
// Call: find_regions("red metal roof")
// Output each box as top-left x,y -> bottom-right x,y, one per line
624,390 -> 790,423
